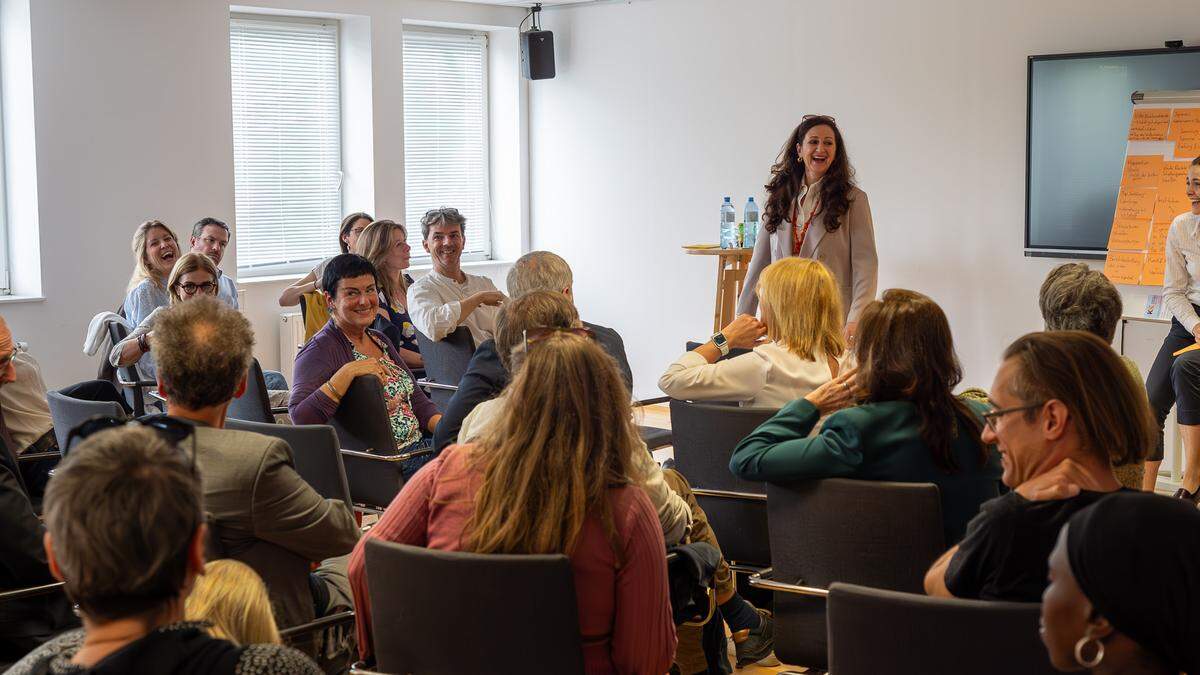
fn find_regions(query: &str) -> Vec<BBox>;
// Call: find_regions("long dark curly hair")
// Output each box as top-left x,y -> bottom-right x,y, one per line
762,116 -> 857,235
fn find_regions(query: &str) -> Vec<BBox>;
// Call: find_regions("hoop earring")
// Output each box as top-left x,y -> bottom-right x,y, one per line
1074,635 -> 1104,668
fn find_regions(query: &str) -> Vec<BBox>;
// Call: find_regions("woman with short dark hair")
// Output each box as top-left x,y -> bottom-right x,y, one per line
730,289 -> 1002,543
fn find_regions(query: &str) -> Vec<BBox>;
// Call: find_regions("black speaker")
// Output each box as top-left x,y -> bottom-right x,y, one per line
520,30 -> 555,80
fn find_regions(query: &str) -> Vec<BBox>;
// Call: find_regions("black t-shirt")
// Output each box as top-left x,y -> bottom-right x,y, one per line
945,488 -> 1133,602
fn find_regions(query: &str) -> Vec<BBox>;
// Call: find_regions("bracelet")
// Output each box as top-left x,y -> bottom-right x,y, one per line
324,381 -> 342,399
137,334 -> 150,353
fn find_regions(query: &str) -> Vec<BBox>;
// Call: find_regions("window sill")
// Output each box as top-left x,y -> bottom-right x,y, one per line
236,259 -> 516,286
0,294 -> 44,305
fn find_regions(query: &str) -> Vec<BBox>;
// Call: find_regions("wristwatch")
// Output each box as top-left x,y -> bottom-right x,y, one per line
711,331 -> 730,356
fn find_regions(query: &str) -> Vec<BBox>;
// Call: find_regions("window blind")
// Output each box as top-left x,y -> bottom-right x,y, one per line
231,16 -> 342,274
403,30 -> 490,260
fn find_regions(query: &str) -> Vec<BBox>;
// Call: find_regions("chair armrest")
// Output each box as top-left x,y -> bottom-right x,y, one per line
633,396 -> 669,407
16,451 -> 61,462
279,609 -> 355,641
270,406 -> 288,415
340,447 -> 436,463
116,374 -> 157,388
691,488 -> 767,501
0,581 -> 66,603
349,662 -> 390,675
397,446 -> 436,462
746,567 -> 828,598
416,379 -> 459,392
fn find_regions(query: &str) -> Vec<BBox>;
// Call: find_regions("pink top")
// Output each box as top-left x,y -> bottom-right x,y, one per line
348,444 -> 676,675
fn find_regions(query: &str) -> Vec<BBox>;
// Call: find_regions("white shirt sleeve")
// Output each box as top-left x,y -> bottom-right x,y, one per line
657,350 -> 769,403
407,278 -> 463,341
1162,218 -> 1200,334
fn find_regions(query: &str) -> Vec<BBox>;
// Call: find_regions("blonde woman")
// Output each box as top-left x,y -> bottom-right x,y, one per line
111,252 -> 219,380
659,257 -> 845,407
123,220 -> 180,326
348,331 -> 676,674
354,220 -> 422,368
185,560 -> 281,646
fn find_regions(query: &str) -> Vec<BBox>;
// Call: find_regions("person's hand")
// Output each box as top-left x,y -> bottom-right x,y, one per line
803,367 -> 861,416
1192,324 -> 1200,343
845,321 -> 858,345
328,358 -> 387,398
719,314 -> 768,349
1014,459 -> 1088,501
469,290 -> 506,307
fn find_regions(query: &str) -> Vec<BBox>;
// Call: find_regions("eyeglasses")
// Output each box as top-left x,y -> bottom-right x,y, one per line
177,281 -> 218,295
424,207 -> 462,220
981,402 -> 1045,432
522,326 -> 596,352
65,414 -> 198,475
802,114 -> 836,122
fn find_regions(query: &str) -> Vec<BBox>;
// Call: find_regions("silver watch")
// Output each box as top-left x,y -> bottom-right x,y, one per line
711,331 -> 730,356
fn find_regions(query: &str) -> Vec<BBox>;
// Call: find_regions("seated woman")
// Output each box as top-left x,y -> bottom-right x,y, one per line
1041,491 -> 1200,674
278,211 -> 372,307
7,425 -> 320,675
354,220 -> 422,369
347,330 -> 675,674
185,560 -> 280,646
658,257 -> 844,407
289,254 -> 441,477
111,252 -> 220,381
123,219 -> 180,327
730,289 -> 1002,544
1039,263 -> 1147,490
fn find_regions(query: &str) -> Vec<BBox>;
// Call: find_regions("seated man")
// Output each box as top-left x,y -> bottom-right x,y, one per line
189,217 -> 239,309
153,296 -> 359,628
923,330 -> 1152,602
406,207 -> 505,345
433,250 -> 631,451
7,425 -> 319,674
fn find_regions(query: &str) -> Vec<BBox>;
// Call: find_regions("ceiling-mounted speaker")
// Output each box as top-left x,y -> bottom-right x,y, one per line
521,30 -> 555,80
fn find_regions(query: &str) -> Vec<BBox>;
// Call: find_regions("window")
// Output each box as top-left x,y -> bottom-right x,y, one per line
403,29 -> 490,261
230,15 -> 342,276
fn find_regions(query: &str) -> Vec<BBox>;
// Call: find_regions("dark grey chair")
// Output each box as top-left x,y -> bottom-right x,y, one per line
414,326 -> 474,409
827,583 -> 1055,675
46,390 -> 126,455
668,398 -> 777,570
226,358 -> 286,424
363,539 -> 584,675
223,418 -> 352,508
749,478 -> 945,671
106,322 -> 155,416
330,375 -> 433,511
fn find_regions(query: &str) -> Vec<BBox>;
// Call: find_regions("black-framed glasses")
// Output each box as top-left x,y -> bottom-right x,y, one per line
981,402 -> 1045,432
65,414 -> 198,474
177,281 -> 218,296
522,326 -> 596,353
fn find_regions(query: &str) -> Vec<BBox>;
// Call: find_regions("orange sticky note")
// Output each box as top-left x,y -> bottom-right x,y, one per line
1129,108 -> 1171,141
1154,193 -> 1192,226
1104,252 -> 1143,285
1121,155 -> 1163,188
1169,108 -> 1200,140
1150,220 -> 1171,253
1107,218 -> 1151,250
1159,161 -> 1192,199
1143,251 -> 1166,287
1176,122 -> 1200,159
1114,187 -> 1156,221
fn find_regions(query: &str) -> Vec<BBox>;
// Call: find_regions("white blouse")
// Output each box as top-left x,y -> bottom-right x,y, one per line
657,341 -> 838,409
1163,212 -> 1200,332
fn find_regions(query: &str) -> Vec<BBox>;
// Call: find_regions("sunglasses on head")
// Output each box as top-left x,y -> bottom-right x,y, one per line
521,326 -> 596,352
802,114 -> 836,123
65,414 -> 198,474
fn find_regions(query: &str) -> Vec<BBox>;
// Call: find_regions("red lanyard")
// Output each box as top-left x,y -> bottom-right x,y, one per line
791,194 -> 821,256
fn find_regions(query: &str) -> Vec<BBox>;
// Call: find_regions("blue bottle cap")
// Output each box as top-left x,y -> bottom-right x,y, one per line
724,196 -> 731,202
748,197 -> 755,202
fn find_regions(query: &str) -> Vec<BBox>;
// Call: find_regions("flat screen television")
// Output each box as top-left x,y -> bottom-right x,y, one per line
1026,46 -> 1200,258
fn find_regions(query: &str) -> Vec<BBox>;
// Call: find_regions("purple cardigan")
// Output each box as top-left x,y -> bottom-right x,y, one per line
289,320 -> 438,431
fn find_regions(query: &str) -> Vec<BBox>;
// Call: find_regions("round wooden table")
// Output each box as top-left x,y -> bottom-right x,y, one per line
683,246 -> 753,333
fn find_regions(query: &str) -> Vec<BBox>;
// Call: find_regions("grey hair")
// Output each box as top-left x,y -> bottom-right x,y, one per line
419,207 -> 466,240
1038,263 -> 1123,343
506,251 -> 573,299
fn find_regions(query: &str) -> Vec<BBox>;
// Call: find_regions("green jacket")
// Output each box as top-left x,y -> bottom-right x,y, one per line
730,398 -> 1002,543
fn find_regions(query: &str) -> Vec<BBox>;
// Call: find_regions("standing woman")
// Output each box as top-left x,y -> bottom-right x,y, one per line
354,220 -> 423,369
736,115 -> 878,337
123,220 -> 180,327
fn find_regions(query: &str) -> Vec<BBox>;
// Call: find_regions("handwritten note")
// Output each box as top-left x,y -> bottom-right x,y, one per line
1154,194 -> 1192,226
1121,155 -> 1163,188
1150,221 -> 1171,253
1107,218 -> 1151,250
1142,252 -> 1166,287
1159,161 -> 1192,199
1114,188 -> 1156,221
1129,108 -> 1171,141
1176,122 -> 1200,158
1169,108 -> 1200,140
1104,252 -> 1143,285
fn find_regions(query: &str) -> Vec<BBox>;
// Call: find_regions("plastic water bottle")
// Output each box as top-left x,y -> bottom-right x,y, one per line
720,197 -> 736,248
744,197 -> 759,249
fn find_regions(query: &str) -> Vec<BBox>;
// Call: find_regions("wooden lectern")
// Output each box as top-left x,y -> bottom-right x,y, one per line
684,246 -> 754,332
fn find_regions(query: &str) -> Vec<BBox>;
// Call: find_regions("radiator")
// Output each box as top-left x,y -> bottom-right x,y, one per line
278,312 -> 305,385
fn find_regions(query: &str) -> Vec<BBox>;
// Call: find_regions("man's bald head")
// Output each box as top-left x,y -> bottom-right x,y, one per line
153,297 -> 254,409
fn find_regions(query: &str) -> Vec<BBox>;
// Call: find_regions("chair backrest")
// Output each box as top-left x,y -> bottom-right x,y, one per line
223,418 -> 352,508
766,478 -> 946,669
364,539 -> 584,675
301,291 -> 329,343
827,583 -> 1055,675
330,375 -> 397,454
669,399 -> 775,493
225,358 -> 274,424
414,326 -> 475,409
47,389 -> 126,455
105,322 -> 147,415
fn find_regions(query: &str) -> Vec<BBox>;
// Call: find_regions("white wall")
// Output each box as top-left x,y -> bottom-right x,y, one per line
528,0 -> 1200,399
0,0 -> 523,388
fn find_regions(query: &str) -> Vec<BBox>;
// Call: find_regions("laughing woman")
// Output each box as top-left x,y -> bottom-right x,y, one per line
123,220 -> 181,327
736,115 -> 878,338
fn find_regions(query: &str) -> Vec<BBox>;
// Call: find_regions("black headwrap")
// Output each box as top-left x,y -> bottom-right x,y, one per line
1066,492 -> 1200,674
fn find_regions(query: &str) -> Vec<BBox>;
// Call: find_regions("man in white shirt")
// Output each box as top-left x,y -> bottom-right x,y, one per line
1146,156 -> 1200,501
406,207 -> 505,345
189,217 -> 239,309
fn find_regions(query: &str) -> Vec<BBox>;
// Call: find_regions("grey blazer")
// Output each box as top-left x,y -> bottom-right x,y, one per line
736,186 -> 878,323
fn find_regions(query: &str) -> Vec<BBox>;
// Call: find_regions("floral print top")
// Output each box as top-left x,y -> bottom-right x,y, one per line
353,334 -> 421,448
